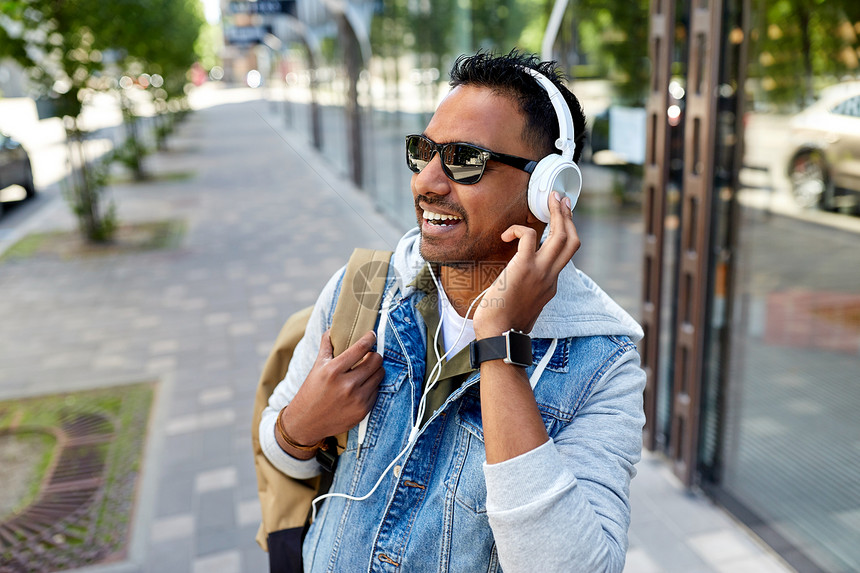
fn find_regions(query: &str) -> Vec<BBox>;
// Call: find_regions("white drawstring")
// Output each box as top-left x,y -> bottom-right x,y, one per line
530,338 -> 557,390
356,287 -> 398,458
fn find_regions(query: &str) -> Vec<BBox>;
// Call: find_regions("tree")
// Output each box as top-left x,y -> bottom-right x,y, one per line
107,0 -> 204,99
751,0 -> 860,109
572,0 -> 650,106
0,0 -> 204,241
1,0 -> 118,240
98,0 -> 204,178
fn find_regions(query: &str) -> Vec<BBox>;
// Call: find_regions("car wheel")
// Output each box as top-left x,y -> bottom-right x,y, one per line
789,151 -> 830,209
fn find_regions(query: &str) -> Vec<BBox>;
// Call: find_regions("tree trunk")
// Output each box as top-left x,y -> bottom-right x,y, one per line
67,120 -> 100,241
341,15 -> 363,187
797,5 -> 814,106
307,48 -> 323,151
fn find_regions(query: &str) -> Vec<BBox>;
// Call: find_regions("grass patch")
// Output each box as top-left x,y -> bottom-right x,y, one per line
0,218 -> 186,262
109,170 -> 197,185
0,233 -> 46,259
0,431 -> 56,518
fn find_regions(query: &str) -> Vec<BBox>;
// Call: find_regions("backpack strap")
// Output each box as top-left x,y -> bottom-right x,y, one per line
310,248 -> 393,536
330,248 -> 394,356
321,247 -> 393,461
253,248 -> 394,555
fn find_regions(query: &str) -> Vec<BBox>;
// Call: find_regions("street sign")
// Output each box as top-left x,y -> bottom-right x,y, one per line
226,1 -> 295,15
224,25 -> 269,45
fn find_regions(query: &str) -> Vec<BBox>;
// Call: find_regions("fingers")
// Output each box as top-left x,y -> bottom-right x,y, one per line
544,192 -> 570,244
333,330 -> 378,371
332,329 -> 386,390
501,224 -> 537,254
541,192 -> 581,271
362,366 -> 386,405
349,350 -> 385,386
317,330 -> 334,361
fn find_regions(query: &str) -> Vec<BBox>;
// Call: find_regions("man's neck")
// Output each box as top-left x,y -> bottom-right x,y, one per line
440,262 -> 507,318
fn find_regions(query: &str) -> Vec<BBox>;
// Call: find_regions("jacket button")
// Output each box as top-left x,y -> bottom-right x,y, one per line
393,465 -> 402,477
378,553 -> 400,566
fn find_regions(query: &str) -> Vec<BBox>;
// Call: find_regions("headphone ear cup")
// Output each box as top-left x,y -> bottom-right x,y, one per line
528,156 -> 582,223
554,161 -> 582,209
527,156 -> 554,224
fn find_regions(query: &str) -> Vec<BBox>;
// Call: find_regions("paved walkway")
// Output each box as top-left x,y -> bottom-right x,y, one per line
0,87 -> 793,573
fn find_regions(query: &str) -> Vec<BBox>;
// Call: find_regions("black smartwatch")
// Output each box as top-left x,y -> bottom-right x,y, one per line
469,329 -> 533,369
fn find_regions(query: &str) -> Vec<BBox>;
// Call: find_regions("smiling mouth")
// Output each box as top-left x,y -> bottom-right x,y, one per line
423,209 -> 464,226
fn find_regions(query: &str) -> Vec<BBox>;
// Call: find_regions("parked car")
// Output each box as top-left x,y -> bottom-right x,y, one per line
0,131 -> 36,215
787,82 -> 860,214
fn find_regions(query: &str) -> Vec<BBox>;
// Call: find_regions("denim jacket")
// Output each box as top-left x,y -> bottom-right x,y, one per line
261,229 -> 646,573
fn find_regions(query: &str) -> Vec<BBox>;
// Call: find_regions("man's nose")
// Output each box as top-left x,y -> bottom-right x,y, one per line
412,153 -> 452,196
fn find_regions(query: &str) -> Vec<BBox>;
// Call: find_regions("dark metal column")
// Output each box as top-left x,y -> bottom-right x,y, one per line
642,0 -> 676,451
670,0 -> 723,486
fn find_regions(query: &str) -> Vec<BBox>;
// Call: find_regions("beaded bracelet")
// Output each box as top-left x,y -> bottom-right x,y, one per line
276,408 -> 328,452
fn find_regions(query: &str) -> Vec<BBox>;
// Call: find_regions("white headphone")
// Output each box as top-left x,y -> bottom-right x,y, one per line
522,67 -> 582,223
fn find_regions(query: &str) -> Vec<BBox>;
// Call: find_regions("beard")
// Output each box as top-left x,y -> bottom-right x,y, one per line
415,195 -> 520,268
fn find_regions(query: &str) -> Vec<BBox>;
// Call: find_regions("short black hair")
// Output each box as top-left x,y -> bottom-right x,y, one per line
449,50 -> 586,163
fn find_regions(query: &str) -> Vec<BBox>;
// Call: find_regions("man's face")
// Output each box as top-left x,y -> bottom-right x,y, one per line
412,85 -> 542,266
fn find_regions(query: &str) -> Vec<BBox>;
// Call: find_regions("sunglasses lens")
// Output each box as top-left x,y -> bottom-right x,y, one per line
405,136 -> 488,184
406,136 -> 433,173
444,144 -> 487,184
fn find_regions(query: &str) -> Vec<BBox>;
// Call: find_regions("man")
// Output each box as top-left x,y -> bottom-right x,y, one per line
261,50 -> 645,572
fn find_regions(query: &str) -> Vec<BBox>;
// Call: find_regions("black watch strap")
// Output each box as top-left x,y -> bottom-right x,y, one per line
470,330 -> 532,369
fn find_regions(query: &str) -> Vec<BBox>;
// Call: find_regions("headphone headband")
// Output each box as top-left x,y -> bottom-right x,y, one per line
519,64 -> 582,223
520,67 -> 576,160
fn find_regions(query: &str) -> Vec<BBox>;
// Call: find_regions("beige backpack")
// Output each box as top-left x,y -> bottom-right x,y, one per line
251,248 -> 392,568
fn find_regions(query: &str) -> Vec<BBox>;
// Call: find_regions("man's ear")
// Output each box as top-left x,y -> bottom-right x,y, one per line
526,215 -> 548,239
523,183 -> 541,226
525,195 -> 548,240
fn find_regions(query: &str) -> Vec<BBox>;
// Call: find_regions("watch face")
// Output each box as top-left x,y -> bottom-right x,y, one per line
505,331 -> 533,367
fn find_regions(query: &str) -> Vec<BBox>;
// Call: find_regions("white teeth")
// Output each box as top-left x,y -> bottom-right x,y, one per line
423,209 -> 462,221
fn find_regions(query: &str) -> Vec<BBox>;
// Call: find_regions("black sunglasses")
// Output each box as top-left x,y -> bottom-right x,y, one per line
405,134 -> 537,185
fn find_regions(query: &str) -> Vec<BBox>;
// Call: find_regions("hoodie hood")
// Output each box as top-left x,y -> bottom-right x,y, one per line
391,228 -> 644,342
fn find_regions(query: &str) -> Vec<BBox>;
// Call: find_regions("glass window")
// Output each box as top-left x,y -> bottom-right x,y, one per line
831,94 -> 860,117
719,1 -> 860,570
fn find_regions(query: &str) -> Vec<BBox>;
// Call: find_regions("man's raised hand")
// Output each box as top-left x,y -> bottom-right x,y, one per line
473,191 -> 581,339
276,330 -> 384,458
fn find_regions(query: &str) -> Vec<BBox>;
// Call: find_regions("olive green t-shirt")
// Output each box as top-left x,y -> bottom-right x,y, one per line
411,265 -> 477,426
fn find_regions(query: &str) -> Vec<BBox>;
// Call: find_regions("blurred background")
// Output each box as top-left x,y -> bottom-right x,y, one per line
1,0 -> 859,572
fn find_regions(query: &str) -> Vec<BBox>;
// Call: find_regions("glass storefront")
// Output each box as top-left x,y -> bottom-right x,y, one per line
713,1 -> 860,571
